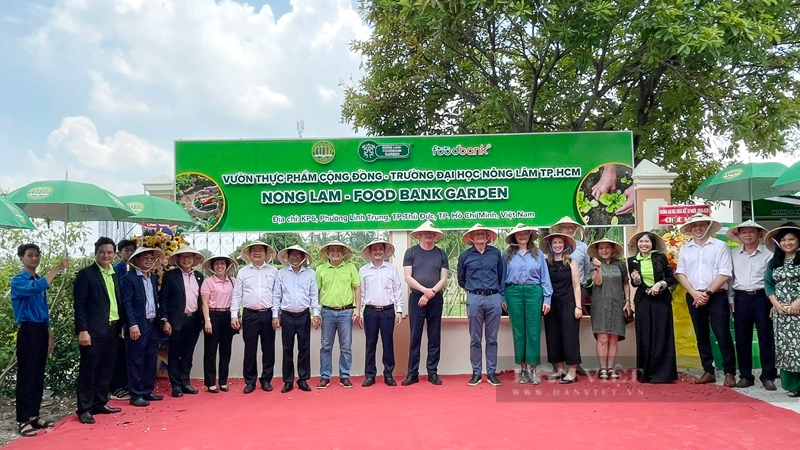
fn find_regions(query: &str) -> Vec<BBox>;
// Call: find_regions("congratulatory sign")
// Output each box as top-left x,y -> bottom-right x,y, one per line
174,132 -> 634,232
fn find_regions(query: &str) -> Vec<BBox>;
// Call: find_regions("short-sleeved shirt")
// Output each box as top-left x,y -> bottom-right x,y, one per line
316,261 -> 360,307
676,237 -> 732,291
200,275 -> 235,309
403,245 -> 449,291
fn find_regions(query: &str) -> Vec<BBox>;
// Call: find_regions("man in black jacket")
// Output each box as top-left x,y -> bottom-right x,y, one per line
159,245 -> 205,397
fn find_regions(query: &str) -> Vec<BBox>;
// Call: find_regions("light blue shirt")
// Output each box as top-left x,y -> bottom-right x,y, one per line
136,268 -> 157,319
272,266 -> 319,317
503,249 -> 553,305
572,240 -> 592,285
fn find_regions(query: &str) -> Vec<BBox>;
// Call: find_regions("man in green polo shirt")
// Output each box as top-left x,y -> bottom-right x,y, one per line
316,240 -> 361,389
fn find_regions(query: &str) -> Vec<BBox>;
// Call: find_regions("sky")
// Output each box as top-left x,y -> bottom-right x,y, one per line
0,0 -> 370,196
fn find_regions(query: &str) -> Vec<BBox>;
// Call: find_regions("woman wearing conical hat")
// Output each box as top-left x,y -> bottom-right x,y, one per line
199,254 -> 238,393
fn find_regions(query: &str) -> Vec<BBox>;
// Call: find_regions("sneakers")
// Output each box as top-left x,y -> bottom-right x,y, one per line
487,373 -> 502,386
317,378 -> 331,389
519,369 -> 531,384
110,388 -> 131,400
340,378 -> 353,388
467,374 -> 482,386
530,370 -> 541,385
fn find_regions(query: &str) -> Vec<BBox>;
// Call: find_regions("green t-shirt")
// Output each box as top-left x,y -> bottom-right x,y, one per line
316,262 -> 360,307
97,263 -> 119,322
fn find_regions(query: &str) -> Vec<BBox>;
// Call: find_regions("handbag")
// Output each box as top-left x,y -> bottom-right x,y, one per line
623,308 -> 634,324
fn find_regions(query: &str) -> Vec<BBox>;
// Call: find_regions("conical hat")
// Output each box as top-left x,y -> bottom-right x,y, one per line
549,216 -> 584,235
240,241 -> 277,264
587,238 -> 624,260
461,223 -> 498,245
128,246 -> 166,273
361,239 -> 395,260
410,220 -> 444,240
765,223 -> 800,253
319,240 -> 354,261
168,245 -> 204,267
277,245 -> 312,267
725,220 -> 767,244
539,233 -> 576,255
505,223 -> 540,245
627,231 -> 667,254
678,213 -> 722,237
201,254 -> 238,276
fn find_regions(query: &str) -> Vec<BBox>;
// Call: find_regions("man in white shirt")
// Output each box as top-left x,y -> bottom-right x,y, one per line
726,220 -> 776,390
231,241 -> 278,394
676,214 -> 735,387
359,239 -> 403,387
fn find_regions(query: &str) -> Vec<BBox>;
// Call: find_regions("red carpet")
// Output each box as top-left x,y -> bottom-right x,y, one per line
8,372 -> 800,449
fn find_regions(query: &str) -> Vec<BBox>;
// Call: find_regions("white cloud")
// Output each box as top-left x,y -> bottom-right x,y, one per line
89,71 -> 150,114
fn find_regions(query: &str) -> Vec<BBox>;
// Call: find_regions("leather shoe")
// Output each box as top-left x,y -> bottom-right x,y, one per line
428,373 -> 442,385
487,373 -> 502,386
401,375 -> 419,386
385,376 -> 397,386
468,374 -> 482,386
362,377 -> 376,387
144,393 -> 163,401
260,382 -> 273,392
297,380 -> 311,392
559,375 -> 578,384
281,382 -> 293,393
129,398 -> 150,407
182,386 -> 198,395
735,378 -> 755,388
92,405 -> 122,414
243,384 -> 256,394
695,372 -> 716,384
763,379 -> 777,391
723,374 -> 736,388
172,388 -> 183,398
316,378 -> 330,389
78,412 -> 95,424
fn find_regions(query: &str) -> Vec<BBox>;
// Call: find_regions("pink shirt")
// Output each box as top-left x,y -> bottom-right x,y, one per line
200,275 -> 235,309
182,270 -> 200,313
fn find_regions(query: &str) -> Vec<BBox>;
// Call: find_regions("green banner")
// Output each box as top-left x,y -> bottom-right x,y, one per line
174,132 -> 634,232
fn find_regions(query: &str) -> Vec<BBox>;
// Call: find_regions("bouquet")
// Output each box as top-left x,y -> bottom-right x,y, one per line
662,227 -> 691,271
132,229 -> 186,281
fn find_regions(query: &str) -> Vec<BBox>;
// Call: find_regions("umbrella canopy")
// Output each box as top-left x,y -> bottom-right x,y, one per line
0,196 -> 36,230
771,160 -> 800,194
6,180 -> 134,222
119,194 -> 194,226
693,162 -> 787,202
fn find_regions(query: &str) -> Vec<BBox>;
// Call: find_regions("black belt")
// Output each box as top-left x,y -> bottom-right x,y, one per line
735,289 -> 765,296
469,289 -> 498,296
322,305 -> 354,311
365,305 -> 394,312
209,308 -> 230,312
109,320 -> 117,326
146,318 -> 156,323
185,311 -> 197,317
282,309 -> 309,318
245,308 -> 272,314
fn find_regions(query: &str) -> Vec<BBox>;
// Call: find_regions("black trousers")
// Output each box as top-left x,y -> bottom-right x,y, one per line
364,307 -> 396,378
109,336 -> 128,392
76,325 -> 118,414
16,322 -> 48,423
407,292 -> 442,376
686,291 -> 736,375
168,316 -> 200,388
242,308 -> 275,386
733,290 -> 777,381
544,293 -> 582,366
203,310 -> 236,387
280,309 -> 311,383
126,320 -> 160,400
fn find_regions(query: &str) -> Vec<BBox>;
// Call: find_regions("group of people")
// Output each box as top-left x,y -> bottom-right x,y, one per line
10,215 -> 800,437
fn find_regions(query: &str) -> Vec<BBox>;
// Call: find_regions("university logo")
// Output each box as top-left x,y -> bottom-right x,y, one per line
312,141 -> 336,165
26,186 -> 53,200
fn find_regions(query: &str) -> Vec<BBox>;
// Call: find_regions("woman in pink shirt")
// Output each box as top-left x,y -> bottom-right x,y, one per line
200,255 -> 238,393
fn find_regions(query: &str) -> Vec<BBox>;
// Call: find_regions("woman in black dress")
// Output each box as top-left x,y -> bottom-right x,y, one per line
540,232 -> 583,383
627,231 -> 678,383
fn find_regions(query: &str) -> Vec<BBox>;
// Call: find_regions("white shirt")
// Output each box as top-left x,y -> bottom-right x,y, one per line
359,260 -> 403,313
676,237 -> 733,293
231,263 -> 278,318
728,243 -> 772,303
272,266 -> 320,317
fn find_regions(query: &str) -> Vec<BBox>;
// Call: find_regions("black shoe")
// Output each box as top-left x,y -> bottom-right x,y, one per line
182,385 -> 198,395
260,382 -> 273,392
546,373 -> 565,381
143,393 -> 163,401
428,373 -> 442,385
401,375 -> 419,386
468,374 -> 482,386
129,398 -> 150,407
281,382 -> 293,393
243,384 -> 256,394
317,378 -> 330,389
487,373 -> 502,386
385,376 -> 397,386
297,380 -> 311,392
340,378 -> 353,388
172,388 -> 184,398
576,365 -> 588,376
92,405 -> 122,414
78,412 -> 95,424
362,377 -> 376,387
560,375 -> 578,384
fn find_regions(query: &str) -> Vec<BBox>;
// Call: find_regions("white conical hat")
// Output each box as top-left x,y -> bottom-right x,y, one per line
461,223 -> 498,245
168,244 -> 204,267
201,254 -> 238,276
410,220 -> 445,240
277,245 -> 312,267
361,239 -> 395,260
588,238 -> 624,260
725,220 -> 767,244
678,213 -> 722,237
240,241 -> 277,264
128,246 -> 166,273
319,240 -> 354,261
549,216 -> 584,235
505,223 -> 540,245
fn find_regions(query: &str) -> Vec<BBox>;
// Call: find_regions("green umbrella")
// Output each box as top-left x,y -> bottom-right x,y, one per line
693,162 -> 787,220
771,160 -> 800,194
119,194 -> 194,226
6,180 -> 134,222
0,196 -> 36,229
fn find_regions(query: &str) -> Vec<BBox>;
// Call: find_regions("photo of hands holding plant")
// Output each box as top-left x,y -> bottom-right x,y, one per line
577,163 -> 635,225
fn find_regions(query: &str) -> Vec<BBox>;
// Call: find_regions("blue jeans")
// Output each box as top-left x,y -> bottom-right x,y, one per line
467,293 -> 503,375
320,308 -> 353,379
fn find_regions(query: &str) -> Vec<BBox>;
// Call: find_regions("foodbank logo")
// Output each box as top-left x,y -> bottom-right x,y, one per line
26,186 -> 53,200
126,201 -> 145,214
722,168 -> 744,180
312,141 -> 336,165
358,140 -> 411,162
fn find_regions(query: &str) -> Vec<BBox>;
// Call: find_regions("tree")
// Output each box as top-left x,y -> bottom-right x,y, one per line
342,0 -> 800,200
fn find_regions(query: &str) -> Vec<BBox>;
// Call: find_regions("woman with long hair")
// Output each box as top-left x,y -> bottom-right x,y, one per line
764,222 -> 800,397
200,255 -> 238,393
540,232 -> 582,383
503,224 -> 552,384
627,231 -> 678,383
